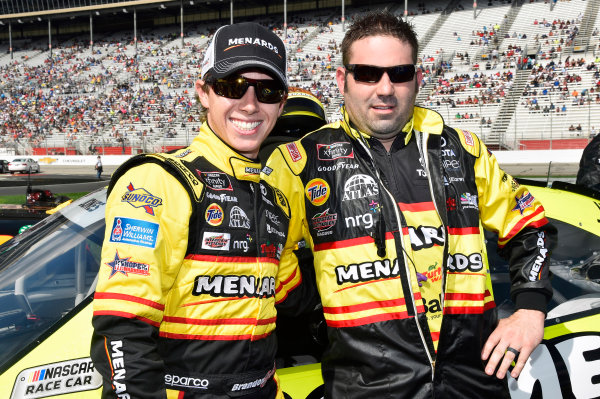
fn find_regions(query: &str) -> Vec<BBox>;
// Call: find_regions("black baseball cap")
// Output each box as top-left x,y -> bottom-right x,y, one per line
201,22 -> 288,89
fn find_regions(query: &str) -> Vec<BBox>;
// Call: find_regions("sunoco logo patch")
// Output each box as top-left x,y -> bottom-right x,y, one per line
305,178 -> 330,206
205,203 -> 225,226
121,183 -> 163,216
10,358 -> 102,399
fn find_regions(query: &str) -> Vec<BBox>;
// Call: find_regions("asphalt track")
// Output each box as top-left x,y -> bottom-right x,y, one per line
0,162 -> 578,197
0,165 -> 119,196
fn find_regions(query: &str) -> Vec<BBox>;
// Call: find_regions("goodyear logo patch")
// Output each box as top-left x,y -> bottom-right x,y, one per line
10,358 -> 102,399
205,203 -> 224,226
110,217 -> 159,248
106,251 -> 151,278
121,183 -> 163,216
305,178 -> 330,206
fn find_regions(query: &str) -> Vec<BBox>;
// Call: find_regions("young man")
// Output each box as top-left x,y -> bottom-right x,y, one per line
95,155 -> 103,180
263,11 -> 556,398
91,22 -> 303,399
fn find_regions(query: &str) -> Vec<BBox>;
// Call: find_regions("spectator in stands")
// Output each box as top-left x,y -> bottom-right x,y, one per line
91,22 -> 310,399
94,155 -> 102,179
263,11 -> 556,399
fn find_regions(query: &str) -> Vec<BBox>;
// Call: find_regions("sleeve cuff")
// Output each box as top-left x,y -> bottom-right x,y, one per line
514,291 -> 549,314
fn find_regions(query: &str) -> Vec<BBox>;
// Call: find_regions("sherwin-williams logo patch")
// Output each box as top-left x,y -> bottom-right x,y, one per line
513,192 -> 535,214
305,178 -> 330,206
317,142 -> 354,160
121,183 -> 163,216
205,203 -> 224,226
106,251 -> 151,278
10,358 -> 102,399
110,217 -> 159,248
460,192 -> 478,210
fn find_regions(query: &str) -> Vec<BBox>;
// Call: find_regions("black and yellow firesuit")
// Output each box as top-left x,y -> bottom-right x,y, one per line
91,123 -> 305,399
262,106 -> 556,398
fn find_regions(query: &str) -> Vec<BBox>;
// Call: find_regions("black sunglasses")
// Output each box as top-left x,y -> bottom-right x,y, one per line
208,76 -> 287,104
345,64 -> 416,83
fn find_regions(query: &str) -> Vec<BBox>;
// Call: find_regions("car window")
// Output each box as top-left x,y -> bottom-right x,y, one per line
0,190 -> 107,372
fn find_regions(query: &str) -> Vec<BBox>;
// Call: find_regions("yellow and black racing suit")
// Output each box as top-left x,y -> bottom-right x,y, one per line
91,123 -> 304,399
262,106 -> 556,398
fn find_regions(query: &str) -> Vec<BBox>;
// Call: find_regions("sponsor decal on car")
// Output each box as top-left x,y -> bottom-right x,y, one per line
201,232 -> 231,250
121,183 -> 163,216
513,192 -> 535,214
342,174 -> 378,201
305,178 -> 330,206
460,192 -> 478,210
205,203 -> 224,226
286,142 -> 302,162
199,171 -> 233,191
106,251 -> 151,278
78,198 -> 105,212
317,142 -> 355,161
9,358 -> 102,399
229,206 -> 251,229
109,217 -> 159,248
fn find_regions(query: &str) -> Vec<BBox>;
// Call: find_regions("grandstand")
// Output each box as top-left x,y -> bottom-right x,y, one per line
0,0 -> 598,156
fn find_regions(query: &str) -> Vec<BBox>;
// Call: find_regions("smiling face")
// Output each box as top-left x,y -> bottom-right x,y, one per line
336,35 -> 422,140
196,70 -> 286,159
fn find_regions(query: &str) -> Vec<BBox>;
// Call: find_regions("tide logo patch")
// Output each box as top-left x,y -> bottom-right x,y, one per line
305,178 -> 330,206
205,203 -> 224,226
121,183 -> 163,216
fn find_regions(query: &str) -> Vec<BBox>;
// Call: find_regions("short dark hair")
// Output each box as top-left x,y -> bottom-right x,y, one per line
341,11 -> 419,65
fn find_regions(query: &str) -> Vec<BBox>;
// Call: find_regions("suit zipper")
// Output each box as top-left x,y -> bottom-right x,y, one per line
356,137 -> 436,379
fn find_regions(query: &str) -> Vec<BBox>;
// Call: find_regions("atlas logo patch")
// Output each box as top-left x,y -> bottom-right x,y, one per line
205,203 -> 224,226
10,358 -> 102,399
286,142 -> 302,162
229,206 -> 251,229
199,171 -> 233,191
305,178 -> 330,206
106,251 -> 150,278
317,142 -> 354,160
342,174 -> 378,201
513,192 -> 535,214
121,183 -> 163,215
110,217 -> 159,248
311,208 -> 338,232
202,232 -> 231,250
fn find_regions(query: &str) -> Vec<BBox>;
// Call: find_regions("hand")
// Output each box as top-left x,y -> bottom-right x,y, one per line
481,309 -> 545,379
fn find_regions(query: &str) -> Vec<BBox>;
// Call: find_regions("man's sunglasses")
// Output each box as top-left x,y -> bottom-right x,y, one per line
345,64 -> 416,83
208,76 -> 287,104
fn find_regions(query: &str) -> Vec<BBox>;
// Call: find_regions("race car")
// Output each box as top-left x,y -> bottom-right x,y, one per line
0,181 -> 598,399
